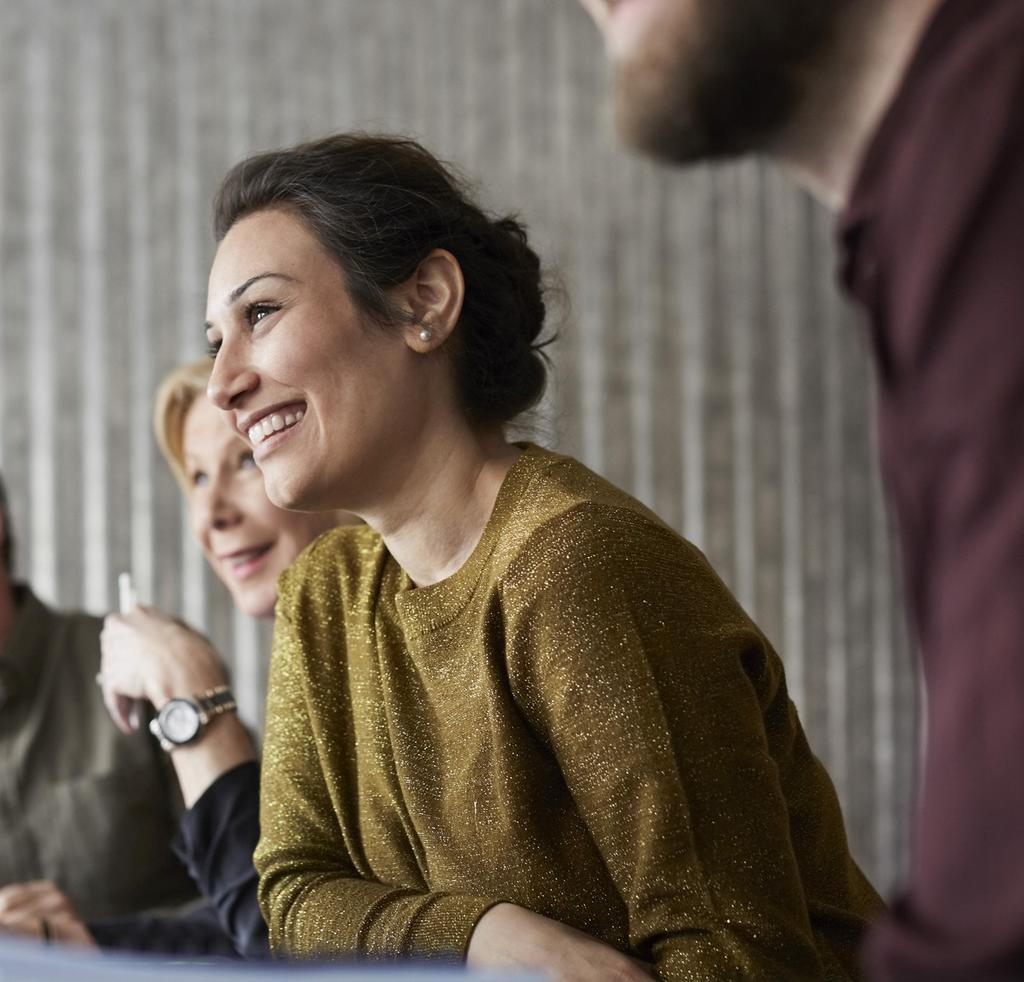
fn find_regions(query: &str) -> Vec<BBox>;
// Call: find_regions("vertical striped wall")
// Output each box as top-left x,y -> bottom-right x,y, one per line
0,0 -> 916,894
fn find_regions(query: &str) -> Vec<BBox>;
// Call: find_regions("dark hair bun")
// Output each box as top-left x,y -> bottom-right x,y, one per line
214,133 -> 552,426
452,214 -> 549,423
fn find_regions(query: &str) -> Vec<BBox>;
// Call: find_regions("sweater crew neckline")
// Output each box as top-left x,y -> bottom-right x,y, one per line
391,442 -> 545,637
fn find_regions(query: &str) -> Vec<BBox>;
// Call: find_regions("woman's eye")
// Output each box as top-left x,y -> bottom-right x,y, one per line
239,451 -> 257,470
206,338 -> 222,359
246,303 -> 279,327
190,470 -> 208,488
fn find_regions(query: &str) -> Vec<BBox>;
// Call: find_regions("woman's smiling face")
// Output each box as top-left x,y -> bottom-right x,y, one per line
181,394 -> 339,618
204,208 -> 437,517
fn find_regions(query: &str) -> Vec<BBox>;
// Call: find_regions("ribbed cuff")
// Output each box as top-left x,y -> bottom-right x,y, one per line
405,894 -> 505,961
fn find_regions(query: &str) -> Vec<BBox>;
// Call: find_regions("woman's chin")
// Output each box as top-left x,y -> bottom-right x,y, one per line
232,584 -> 279,620
262,467 -> 311,512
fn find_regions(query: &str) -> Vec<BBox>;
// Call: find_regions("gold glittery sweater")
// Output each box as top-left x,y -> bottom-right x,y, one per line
256,444 -> 883,979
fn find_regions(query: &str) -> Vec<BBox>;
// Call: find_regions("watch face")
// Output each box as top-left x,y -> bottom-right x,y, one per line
160,699 -> 201,744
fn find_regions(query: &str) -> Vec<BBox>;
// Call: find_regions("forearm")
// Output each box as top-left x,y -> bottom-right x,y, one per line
168,714 -> 256,808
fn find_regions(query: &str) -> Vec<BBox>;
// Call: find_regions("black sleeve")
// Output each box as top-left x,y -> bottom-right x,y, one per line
88,904 -> 240,958
170,760 -> 269,959
86,762 -> 268,959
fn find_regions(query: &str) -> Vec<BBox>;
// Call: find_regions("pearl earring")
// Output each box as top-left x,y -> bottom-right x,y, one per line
418,327 -> 433,342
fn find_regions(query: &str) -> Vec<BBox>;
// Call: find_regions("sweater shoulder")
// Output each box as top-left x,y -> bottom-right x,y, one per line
492,448 -> 698,586
276,524 -> 384,622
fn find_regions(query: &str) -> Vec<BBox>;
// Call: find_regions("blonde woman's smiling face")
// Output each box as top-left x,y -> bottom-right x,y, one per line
182,394 -> 339,618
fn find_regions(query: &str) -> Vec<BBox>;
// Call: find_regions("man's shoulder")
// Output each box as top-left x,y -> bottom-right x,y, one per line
11,585 -> 102,661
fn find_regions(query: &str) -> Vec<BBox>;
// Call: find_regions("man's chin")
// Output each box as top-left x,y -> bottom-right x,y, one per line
607,0 -> 841,166
613,84 -> 714,166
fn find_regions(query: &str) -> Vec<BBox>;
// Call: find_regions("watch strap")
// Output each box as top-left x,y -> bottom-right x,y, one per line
195,685 -> 237,721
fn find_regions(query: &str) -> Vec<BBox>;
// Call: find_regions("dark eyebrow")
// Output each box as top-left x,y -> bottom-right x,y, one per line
230,272 -> 298,304
204,273 -> 299,332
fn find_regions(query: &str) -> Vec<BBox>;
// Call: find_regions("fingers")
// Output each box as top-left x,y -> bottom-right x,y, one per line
0,881 -> 76,919
100,605 -> 227,713
99,617 -> 149,710
106,690 -> 139,735
0,912 -> 97,949
0,913 -> 47,941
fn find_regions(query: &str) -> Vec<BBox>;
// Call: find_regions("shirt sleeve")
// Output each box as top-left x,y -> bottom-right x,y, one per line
254,606 -> 502,960
502,506 -> 827,980
171,760 -> 269,958
87,903 -> 240,957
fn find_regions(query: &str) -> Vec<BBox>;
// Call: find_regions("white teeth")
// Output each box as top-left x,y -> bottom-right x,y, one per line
247,409 -> 304,445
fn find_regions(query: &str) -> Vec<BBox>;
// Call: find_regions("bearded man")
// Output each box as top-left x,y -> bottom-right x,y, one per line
577,1 -> 1024,979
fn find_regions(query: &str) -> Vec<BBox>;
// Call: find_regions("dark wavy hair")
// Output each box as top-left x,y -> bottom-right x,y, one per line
213,134 -> 551,426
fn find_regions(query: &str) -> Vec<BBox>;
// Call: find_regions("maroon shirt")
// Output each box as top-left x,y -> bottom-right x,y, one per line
840,0 -> 1024,977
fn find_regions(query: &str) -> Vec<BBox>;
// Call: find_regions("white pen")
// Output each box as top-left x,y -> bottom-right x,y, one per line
118,571 -> 137,615
118,571 -> 143,731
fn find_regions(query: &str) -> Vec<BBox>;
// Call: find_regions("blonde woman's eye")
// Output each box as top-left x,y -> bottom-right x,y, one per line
240,451 -> 257,470
191,470 -> 208,487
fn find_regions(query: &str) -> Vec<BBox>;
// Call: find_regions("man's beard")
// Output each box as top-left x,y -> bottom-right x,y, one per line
613,0 -> 847,163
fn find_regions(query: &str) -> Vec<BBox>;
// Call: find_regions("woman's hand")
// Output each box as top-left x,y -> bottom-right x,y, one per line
0,881 -> 97,949
100,605 -> 228,732
467,903 -> 654,982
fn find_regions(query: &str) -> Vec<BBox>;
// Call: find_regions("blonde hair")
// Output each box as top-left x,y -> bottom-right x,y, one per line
153,358 -> 214,490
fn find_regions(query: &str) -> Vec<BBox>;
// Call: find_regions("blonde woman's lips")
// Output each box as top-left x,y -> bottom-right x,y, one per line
225,544 -> 273,581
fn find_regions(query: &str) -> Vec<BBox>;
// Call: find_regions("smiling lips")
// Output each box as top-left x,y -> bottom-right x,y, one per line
248,408 -> 304,446
222,543 -> 273,580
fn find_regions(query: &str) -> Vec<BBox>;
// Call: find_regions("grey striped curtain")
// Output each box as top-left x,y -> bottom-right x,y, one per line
0,0 -> 916,893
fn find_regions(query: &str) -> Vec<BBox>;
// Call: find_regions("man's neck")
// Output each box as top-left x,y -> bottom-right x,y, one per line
773,0 -> 943,211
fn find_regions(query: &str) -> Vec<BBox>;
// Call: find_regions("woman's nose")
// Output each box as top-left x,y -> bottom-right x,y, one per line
194,480 -> 243,536
207,341 -> 259,411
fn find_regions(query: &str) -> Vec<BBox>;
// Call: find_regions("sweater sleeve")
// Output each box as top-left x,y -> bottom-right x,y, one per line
503,506 -> 826,981
254,605 -> 501,960
171,760 -> 268,958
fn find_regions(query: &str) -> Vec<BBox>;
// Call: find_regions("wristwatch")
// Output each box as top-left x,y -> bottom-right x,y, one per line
149,685 -> 237,752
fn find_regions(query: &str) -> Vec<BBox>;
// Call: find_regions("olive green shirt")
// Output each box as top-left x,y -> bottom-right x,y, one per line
0,586 -> 197,919
257,445 -> 883,979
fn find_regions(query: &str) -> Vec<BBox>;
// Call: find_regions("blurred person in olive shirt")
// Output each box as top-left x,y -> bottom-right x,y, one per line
0,471 -> 196,940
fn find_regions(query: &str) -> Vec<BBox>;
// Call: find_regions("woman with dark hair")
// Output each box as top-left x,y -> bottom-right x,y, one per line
205,133 -> 883,981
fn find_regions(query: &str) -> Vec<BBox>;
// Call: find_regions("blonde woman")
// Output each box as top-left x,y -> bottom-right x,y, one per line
0,360 -> 347,956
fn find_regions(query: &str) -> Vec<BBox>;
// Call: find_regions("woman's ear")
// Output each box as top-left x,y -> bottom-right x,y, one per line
395,249 -> 465,352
